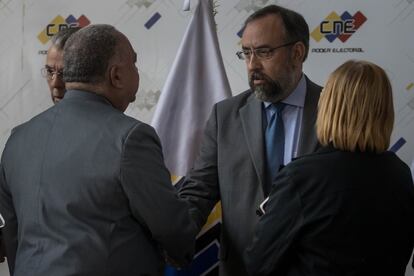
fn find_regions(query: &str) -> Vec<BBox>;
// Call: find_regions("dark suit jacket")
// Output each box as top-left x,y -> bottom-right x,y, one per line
0,90 -> 196,276
245,146 -> 414,276
179,77 -> 322,276
0,230 -> 5,263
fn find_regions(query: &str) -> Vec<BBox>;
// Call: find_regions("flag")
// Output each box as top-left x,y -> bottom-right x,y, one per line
151,0 -> 231,275
151,0 -> 231,177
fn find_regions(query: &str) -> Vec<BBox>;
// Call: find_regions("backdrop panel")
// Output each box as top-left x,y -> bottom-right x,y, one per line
0,0 -> 413,275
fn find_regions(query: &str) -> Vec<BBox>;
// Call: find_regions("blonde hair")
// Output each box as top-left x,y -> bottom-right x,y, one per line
316,60 -> 394,153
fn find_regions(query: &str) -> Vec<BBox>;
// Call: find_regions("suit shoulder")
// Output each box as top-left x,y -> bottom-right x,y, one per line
283,148 -> 340,175
1,107 -> 56,161
97,108 -> 143,134
305,76 -> 323,94
125,119 -> 157,137
382,151 -> 413,176
115,114 -> 158,142
7,105 -> 55,138
113,112 -> 140,127
215,89 -> 253,111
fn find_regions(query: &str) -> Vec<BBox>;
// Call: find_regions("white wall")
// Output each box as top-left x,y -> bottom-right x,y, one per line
0,0 -> 413,275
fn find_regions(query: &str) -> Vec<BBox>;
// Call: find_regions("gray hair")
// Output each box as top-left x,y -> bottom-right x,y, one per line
63,24 -> 121,83
50,27 -> 81,50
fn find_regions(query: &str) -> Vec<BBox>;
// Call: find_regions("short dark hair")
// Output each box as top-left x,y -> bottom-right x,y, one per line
63,24 -> 121,83
50,27 -> 81,50
243,5 -> 310,61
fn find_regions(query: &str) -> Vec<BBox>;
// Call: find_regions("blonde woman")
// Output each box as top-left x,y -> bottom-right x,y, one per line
245,60 -> 414,276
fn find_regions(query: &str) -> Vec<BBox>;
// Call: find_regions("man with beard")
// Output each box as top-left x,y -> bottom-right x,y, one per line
179,5 -> 322,276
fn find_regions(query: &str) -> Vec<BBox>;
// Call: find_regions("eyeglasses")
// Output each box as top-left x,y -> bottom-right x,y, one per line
236,41 -> 298,61
41,66 -> 63,80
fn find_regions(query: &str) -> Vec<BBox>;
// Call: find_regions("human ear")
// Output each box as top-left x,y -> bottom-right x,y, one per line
291,42 -> 306,64
109,65 -> 123,88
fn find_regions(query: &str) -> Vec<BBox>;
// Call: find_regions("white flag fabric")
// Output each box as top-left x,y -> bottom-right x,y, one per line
152,0 -> 231,176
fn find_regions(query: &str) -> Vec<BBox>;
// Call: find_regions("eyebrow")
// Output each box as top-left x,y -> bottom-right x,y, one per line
241,44 -> 273,50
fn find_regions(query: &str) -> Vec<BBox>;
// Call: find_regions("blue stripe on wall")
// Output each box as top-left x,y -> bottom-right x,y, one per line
389,137 -> 406,153
145,12 -> 161,29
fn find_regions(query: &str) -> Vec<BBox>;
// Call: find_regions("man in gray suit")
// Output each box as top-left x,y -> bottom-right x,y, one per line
179,5 -> 322,276
0,24 -> 196,276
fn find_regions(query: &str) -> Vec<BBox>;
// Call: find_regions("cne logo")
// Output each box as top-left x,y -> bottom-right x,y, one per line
311,11 -> 367,43
37,15 -> 91,45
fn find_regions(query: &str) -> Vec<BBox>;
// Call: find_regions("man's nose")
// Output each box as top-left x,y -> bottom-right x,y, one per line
247,53 -> 262,71
50,76 -> 64,88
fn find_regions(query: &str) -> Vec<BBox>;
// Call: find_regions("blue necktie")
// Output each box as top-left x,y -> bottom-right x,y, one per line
265,103 -> 285,194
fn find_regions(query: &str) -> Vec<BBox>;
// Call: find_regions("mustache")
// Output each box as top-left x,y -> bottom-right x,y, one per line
249,71 -> 273,84
250,71 -> 264,81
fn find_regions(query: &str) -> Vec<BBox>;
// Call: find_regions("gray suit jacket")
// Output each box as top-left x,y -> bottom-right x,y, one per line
0,90 -> 196,276
179,77 -> 322,276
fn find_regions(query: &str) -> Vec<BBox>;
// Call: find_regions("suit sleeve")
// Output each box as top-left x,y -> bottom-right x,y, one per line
0,163 -> 17,274
244,169 -> 303,276
178,105 -> 220,231
120,122 -> 197,266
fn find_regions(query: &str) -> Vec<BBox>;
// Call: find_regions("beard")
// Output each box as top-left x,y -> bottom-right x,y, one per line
249,58 -> 299,103
249,71 -> 286,103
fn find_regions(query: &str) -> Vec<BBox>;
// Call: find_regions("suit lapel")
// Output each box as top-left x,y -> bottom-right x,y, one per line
297,77 -> 322,155
240,94 -> 266,195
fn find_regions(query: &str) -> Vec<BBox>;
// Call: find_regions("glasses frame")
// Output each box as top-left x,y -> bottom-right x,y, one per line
236,41 -> 298,61
41,66 -> 64,81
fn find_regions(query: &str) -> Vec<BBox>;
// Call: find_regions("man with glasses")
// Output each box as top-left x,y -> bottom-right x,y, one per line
179,5 -> 322,276
42,27 -> 80,104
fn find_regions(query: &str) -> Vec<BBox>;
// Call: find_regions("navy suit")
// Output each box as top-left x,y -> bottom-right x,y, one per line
246,146 -> 414,276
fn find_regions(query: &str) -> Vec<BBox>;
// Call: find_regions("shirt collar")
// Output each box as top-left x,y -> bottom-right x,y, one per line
263,74 -> 306,109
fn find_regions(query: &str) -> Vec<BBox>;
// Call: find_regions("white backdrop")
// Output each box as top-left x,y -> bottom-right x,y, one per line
0,0 -> 413,275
